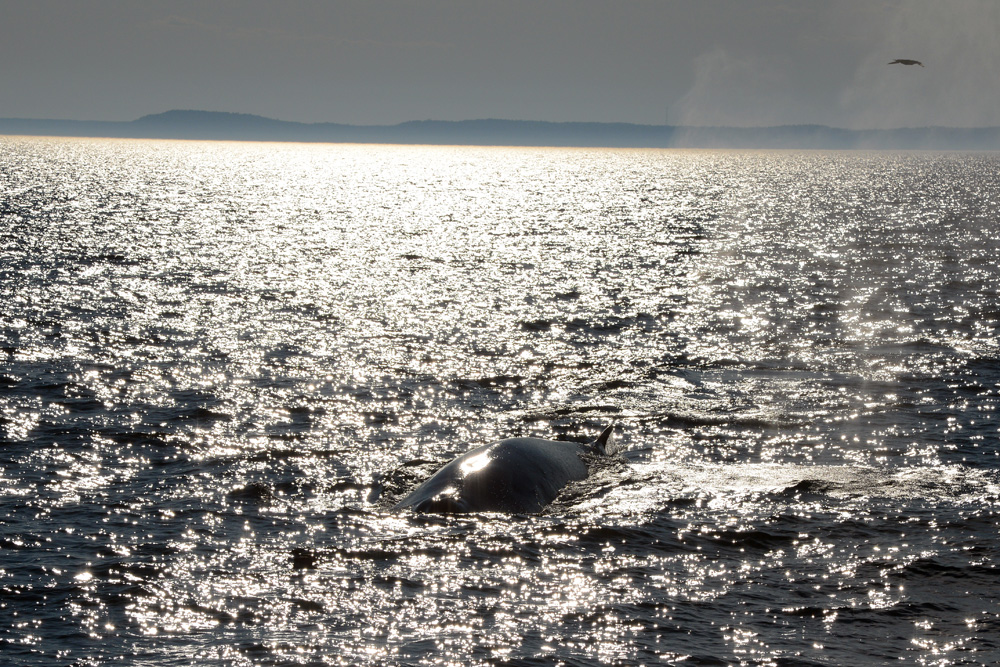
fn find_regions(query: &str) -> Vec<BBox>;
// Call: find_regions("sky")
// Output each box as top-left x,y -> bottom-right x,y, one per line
2,0 -> 998,129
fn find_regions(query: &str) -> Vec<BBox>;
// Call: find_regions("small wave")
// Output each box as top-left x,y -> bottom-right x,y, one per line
895,556 -> 997,582
372,459 -> 444,508
643,410 -> 801,429
775,479 -> 840,497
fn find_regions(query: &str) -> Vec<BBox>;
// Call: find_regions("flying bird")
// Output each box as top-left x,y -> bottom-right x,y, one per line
888,59 -> 924,67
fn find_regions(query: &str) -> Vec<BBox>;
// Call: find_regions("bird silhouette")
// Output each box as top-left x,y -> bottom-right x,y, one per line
888,59 -> 924,67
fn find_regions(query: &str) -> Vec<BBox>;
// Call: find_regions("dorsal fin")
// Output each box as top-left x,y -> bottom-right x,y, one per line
590,424 -> 615,455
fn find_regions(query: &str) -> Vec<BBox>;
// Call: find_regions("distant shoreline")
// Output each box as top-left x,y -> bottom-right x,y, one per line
3,109 -> 1000,150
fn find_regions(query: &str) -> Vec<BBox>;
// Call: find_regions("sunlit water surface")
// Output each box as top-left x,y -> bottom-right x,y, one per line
2,137 -> 999,665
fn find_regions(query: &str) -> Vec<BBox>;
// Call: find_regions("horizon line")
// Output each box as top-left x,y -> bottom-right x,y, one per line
4,110 -> 1000,150
2,109 -> 999,133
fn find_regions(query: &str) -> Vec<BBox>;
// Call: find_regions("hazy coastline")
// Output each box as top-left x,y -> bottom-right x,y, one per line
4,109 -> 1000,150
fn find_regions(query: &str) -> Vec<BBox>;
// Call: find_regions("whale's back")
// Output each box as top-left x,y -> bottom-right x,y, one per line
395,436 -> 590,513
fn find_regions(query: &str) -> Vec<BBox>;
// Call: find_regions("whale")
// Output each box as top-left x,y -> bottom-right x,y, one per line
394,424 -> 614,513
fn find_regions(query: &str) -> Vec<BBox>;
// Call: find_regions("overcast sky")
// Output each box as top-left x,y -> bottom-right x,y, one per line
2,0 -> 998,128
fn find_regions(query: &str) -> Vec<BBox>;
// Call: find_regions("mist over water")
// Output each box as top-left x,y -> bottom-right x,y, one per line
1,137 -> 999,665
674,2 -> 1000,130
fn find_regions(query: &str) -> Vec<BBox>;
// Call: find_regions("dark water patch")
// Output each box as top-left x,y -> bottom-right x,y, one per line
880,600 -> 964,618
679,656 -> 732,667
595,378 -> 634,391
292,544 -> 423,569
288,596 -> 324,613
263,342 -> 306,363
227,481 -> 275,504
94,251 -> 140,266
775,479 -> 840,498
181,599 -> 259,625
453,374 -> 524,390
563,313 -> 661,336
0,533 -> 49,550
642,410 -> 802,430
364,409 -> 397,426
54,395 -> 105,414
462,537 -> 548,564
555,288 -> 581,301
241,448 -> 350,467
170,405 -> 232,425
373,573 -> 427,596
264,433 -> 312,445
104,429 -> 173,451
714,527 -> 800,552
521,318 -> 554,332
675,523 -> 800,555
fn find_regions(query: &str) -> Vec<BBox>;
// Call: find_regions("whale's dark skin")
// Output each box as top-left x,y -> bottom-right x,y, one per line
394,425 -> 614,513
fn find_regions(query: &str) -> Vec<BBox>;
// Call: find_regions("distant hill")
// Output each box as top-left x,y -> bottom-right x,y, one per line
134,110 -> 301,130
3,109 -> 1000,150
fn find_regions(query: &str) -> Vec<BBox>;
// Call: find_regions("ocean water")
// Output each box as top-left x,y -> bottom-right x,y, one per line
1,136 -> 999,666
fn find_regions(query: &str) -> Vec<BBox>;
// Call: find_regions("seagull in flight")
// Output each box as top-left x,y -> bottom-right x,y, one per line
888,59 -> 924,67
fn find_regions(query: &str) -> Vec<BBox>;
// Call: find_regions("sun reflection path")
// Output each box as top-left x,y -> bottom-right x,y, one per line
3,140 -> 1000,665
